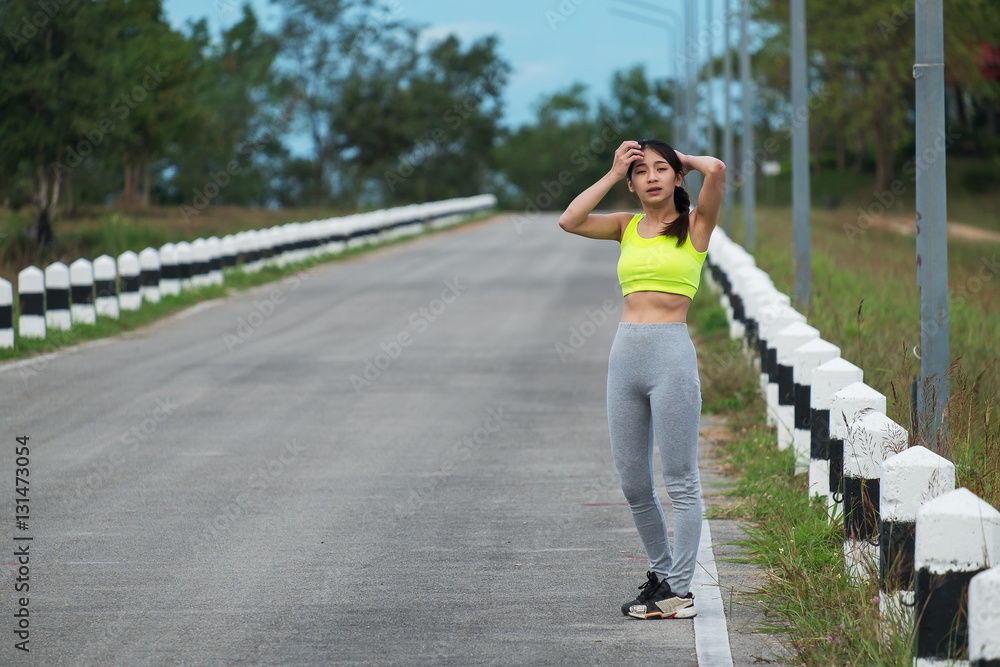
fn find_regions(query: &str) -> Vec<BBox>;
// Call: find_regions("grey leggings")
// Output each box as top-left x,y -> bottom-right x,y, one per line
607,322 -> 702,595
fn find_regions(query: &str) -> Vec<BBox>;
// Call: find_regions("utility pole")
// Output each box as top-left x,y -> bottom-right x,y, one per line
722,0 -> 734,235
790,0 -> 810,309
739,0 -> 755,250
915,0 -> 949,452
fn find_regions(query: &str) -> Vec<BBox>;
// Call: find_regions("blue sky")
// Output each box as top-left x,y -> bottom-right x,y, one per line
163,0 -> 736,131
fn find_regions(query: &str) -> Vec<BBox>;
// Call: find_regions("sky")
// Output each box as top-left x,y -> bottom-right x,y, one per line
162,0 -> 737,131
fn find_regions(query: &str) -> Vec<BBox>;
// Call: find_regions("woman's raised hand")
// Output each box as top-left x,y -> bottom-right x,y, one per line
610,140 -> 643,180
674,149 -> 691,176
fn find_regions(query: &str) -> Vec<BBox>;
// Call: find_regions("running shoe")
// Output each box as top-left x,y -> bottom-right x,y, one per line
620,570 -> 661,616
624,574 -> 697,619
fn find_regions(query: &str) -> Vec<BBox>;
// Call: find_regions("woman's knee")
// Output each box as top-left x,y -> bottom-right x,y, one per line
618,476 -> 656,506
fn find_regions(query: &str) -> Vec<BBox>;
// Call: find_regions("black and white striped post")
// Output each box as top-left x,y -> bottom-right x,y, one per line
842,410 -> 908,582
18,266 -> 46,339
0,278 -> 13,348
44,261 -> 72,331
969,566 -> 1000,666
159,243 -> 180,296
117,251 -> 141,311
206,237 -> 223,285
914,488 -> 1000,666
93,254 -> 120,319
756,304 -> 807,428
809,358 -> 864,509
191,238 -> 211,288
69,258 -> 96,325
790,338 -> 840,474
772,321 -> 820,453
175,241 -> 193,290
829,381 -> 886,522
139,247 -> 161,304
220,235 -> 238,270
879,445 -> 955,624
743,289 -> 790,370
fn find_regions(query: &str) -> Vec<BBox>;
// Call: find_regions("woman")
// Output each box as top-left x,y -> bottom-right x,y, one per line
558,139 -> 725,619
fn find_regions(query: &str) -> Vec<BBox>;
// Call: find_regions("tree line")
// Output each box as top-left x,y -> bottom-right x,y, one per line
1,0 -> 997,245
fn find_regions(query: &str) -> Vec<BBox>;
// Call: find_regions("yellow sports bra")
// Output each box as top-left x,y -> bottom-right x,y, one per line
617,213 -> 707,299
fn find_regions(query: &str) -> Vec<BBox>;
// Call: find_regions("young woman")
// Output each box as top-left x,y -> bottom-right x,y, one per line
558,139 -> 725,619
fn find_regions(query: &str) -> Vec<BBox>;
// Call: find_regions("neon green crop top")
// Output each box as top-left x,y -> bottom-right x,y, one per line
617,213 -> 707,299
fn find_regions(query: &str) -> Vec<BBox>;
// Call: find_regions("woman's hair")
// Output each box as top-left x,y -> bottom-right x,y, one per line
626,139 -> 690,247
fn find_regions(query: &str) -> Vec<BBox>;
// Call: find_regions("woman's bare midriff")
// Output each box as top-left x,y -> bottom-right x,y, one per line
621,290 -> 692,323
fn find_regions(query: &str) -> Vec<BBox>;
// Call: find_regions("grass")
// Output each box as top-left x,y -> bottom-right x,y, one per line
0,209 -> 496,362
689,283 -> 917,667
723,201 -> 999,511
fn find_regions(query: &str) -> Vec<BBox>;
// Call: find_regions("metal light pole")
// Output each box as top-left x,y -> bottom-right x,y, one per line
739,0 -> 756,250
705,0 -> 715,160
915,0 -> 949,451
722,0 -> 734,235
685,0 -> 701,203
608,3 -> 685,146
790,0 -> 810,309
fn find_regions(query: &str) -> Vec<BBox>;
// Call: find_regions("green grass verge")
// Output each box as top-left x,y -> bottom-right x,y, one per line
0,210 -> 496,363
689,282 -> 916,667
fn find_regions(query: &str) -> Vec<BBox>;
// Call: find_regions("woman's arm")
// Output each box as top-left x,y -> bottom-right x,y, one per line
558,141 -> 642,241
680,152 -> 726,252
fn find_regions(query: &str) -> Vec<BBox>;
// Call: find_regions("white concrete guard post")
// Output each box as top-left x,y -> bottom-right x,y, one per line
733,273 -> 780,350
138,247 -> 162,303
220,235 -> 238,270
175,241 -> 194,288
743,290 -> 791,374
828,381 -> 885,521
18,266 -> 46,338
0,278 -> 14,348
842,410 -> 908,582
93,254 -> 120,319
237,232 -> 259,272
274,226 -> 291,267
772,322 -> 820,452
969,567 -> 1000,666
206,237 -> 223,285
249,229 -> 265,270
69,258 -> 97,325
809,358 -> 864,507
914,488 -> 1000,666
117,251 -> 142,311
190,238 -> 211,288
790,338 -> 841,474
158,243 -> 180,296
879,446 -> 955,624
44,262 -> 72,330
757,304 -> 807,427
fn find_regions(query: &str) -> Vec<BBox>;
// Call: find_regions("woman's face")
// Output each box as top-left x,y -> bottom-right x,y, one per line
628,148 -> 680,204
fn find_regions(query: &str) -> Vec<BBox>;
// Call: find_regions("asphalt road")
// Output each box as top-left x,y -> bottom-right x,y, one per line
0,212 -> 783,666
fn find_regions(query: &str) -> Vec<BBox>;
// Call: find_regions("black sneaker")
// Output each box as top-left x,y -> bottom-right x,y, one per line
624,575 -> 697,619
620,570 -> 661,616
